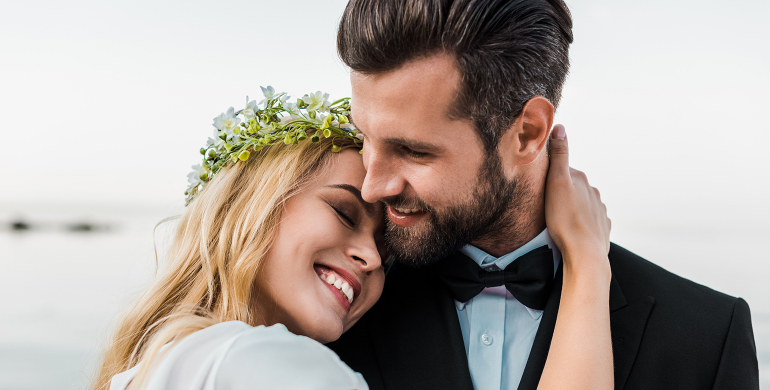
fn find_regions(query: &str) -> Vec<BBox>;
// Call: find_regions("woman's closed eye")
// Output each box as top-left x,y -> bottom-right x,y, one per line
331,204 -> 356,227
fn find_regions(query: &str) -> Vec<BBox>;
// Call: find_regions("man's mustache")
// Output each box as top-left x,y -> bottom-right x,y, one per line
380,195 -> 433,213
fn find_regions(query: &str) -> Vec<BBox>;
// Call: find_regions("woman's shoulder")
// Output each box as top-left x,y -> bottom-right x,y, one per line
109,321 -> 367,390
215,322 -> 367,389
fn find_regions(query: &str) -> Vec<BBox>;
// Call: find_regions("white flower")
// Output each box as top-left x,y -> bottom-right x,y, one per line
284,102 -> 300,119
208,128 -> 224,148
225,128 -> 240,144
213,107 -> 241,131
243,96 -> 258,119
187,164 -> 207,186
259,86 -> 289,106
302,91 -> 331,112
260,86 -> 275,105
261,85 -> 276,99
186,178 -> 206,199
208,126 -> 239,148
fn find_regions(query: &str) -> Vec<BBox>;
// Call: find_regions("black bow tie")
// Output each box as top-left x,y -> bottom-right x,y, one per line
434,246 -> 555,310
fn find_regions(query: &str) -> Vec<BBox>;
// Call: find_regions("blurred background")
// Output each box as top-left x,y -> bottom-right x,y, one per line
1,0 -> 768,388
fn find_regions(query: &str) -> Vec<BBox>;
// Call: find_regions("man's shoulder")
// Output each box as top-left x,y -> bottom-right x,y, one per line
607,245 -> 758,388
608,242 -> 742,314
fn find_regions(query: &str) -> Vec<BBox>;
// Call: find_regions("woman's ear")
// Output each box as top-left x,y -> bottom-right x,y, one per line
498,96 -> 554,171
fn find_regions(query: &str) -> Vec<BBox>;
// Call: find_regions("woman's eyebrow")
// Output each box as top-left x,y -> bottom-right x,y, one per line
326,184 -> 376,218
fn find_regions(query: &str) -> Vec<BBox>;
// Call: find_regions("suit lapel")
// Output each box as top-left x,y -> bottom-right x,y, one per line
517,265 -> 564,390
610,294 -> 654,389
368,262 -> 474,390
518,269 -> 654,390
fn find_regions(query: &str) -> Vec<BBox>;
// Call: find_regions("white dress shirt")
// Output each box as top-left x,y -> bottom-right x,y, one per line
456,229 -> 561,390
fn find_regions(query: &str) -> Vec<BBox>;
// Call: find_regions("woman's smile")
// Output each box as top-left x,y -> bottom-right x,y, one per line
315,263 -> 362,309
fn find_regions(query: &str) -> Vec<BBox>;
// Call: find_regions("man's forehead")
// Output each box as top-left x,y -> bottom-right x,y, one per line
350,55 -> 460,111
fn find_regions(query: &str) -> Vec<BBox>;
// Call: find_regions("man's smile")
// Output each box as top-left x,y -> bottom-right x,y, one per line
387,205 -> 428,227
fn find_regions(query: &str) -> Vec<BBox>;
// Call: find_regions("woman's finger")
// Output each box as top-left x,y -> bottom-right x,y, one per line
548,124 -> 570,181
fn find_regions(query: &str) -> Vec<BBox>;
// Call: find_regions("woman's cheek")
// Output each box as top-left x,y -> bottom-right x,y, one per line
348,272 -> 385,326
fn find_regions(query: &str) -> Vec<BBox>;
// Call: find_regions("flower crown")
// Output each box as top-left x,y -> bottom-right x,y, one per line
185,86 -> 360,205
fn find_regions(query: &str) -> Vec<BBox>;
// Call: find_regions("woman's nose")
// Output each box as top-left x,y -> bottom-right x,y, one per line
346,239 -> 382,273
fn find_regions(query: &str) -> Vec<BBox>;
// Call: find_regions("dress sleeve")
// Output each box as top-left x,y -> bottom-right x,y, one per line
110,322 -> 368,390
212,324 -> 369,390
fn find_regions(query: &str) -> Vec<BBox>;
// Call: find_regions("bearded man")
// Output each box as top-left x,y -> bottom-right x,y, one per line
327,0 -> 759,389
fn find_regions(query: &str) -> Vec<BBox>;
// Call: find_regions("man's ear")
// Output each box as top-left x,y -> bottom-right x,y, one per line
498,96 -> 554,171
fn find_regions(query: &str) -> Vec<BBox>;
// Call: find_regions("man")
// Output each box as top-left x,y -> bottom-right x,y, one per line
327,0 -> 759,389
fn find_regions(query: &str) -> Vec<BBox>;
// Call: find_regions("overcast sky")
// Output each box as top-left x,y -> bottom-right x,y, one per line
1,0 -> 768,224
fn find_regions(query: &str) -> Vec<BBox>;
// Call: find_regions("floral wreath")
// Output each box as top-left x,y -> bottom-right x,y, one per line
185,86 -> 360,205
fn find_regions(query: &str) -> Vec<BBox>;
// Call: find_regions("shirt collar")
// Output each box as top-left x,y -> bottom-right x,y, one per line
455,229 -> 562,318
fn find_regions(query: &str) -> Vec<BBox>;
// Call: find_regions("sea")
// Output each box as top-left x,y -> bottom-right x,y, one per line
0,203 -> 768,389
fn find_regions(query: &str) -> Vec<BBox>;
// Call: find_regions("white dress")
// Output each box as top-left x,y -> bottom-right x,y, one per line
109,321 -> 368,390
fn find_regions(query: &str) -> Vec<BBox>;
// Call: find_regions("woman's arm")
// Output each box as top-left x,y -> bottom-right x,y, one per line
537,125 -> 614,390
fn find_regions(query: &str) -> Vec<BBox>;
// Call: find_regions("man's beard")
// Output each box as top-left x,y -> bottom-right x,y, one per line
384,153 -> 528,267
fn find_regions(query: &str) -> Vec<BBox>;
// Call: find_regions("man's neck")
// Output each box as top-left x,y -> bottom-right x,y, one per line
470,204 -> 546,258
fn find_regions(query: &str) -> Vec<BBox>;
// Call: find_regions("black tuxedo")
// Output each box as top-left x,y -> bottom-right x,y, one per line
328,244 -> 759,389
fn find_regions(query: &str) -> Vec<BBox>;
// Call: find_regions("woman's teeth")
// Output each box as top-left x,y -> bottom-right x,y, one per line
320,273 -> 354,304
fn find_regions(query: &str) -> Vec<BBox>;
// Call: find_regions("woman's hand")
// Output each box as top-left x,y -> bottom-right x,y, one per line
545,124 -> 611,281
537,124 -> 614,390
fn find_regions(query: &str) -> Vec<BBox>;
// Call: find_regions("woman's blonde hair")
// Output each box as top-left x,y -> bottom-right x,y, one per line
90,135 -> 360,390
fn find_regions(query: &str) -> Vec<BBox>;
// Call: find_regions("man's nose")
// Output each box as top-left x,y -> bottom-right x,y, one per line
361,149 -> 406,204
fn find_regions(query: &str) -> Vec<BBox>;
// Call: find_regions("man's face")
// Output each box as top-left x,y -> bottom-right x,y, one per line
351,53 -> 518,265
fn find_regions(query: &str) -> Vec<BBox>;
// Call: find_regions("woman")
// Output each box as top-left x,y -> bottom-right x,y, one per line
91,89 -> 612,390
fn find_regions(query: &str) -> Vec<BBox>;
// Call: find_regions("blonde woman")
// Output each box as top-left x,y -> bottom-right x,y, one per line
91,92 -> 613,390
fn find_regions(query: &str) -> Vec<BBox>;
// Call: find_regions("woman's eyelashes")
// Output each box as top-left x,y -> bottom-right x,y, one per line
330,204 -> 356,228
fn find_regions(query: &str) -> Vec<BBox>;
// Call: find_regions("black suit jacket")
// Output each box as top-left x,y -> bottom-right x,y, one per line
328,243 -> 759,389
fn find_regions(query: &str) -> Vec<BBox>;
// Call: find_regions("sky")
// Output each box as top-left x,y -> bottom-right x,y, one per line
1,0 -> 768,223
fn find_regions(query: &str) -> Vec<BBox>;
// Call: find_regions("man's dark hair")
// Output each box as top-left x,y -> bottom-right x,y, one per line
337,0 -> 573,151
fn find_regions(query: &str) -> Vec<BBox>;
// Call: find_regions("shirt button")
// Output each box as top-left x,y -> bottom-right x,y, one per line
481,333 -> 493,346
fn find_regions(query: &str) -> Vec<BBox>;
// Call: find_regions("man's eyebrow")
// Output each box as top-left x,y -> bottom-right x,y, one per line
326,184 -> 377,218
348,114 -> 440,152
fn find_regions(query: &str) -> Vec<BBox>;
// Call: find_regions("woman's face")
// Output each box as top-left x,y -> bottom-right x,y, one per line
257,149 -> 387,343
